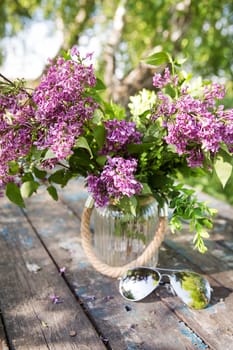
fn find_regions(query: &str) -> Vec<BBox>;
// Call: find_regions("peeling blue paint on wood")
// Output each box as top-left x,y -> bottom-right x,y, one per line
0,227 -> 17,243
75,286 -> 87,296
90,307 -> 107,319
77,261 -> 90,269
1,226 -> 33,247
20,235 -> 33,248
174,304 -> 193,316
16,227 -> 34,248
178,321 -> 208,349
39,228 -> 54,237
0,226 -> 10,238
126,342 -> 143,350
3,203 -> 12,209
205,301 -> 226,314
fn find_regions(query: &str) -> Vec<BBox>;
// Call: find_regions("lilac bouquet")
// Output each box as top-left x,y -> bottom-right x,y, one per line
0,48 -> 232,252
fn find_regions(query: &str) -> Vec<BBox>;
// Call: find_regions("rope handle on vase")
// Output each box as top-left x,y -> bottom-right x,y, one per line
80,198 -> 168,278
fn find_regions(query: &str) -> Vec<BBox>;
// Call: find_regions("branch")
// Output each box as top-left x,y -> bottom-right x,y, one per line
0,73 -> 15,85
0,73 -> 32,98
111,63 -> 165,109
103,0 -> 127,98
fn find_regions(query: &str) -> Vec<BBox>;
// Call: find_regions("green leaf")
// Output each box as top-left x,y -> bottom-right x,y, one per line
219,146 -> 233,163
174,56 -> 187,65
165,84 -> 176,98
30,146 -> 44,161
96,155 -> 107,166
93,125 -> 106,148
47,186 -> 58,201
33,167 -> 47,179
48,169 -> 72,186
170,216 -> 182,232
22,172 -> 34,182
92,109 -> 104,124
6,182 -> 25,207
95,78 -> 106,90
192,233 -> 208,254
199,218 -> 213,230
119,196 -> 138,216
21,181 -> 39,198
69,149 -> 93,175
141,183 -> 153,195
8,161 -> 20,175
43,149 -> 56,160
129,196 -> 137,216
214,157 -> 233,188
127,143 -> 153,154
61,50 -> 71,60
142,51 -> 173,66
75,136 -> 93,158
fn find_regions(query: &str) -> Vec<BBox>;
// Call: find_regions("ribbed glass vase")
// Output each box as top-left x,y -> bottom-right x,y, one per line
92,196 -> 160,267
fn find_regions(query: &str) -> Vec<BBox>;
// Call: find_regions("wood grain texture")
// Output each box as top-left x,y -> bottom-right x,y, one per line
60,180 -> 233,350
160,212 -> 233,350
23,183 -> 209,350
0,316 -> 9,350
1,179 -> 233,350
0,198 -> 106,350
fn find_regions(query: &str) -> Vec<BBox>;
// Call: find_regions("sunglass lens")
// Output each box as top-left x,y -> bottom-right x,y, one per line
119,267 -> 160,301
169,271 -> 211,309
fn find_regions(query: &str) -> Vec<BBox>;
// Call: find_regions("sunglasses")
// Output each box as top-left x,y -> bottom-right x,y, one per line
119,267 -> 212,309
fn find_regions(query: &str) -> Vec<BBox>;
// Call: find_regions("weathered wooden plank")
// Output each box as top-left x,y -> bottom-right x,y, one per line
23,184 -> 211,350
165,234 -> 233,289
0,199 -> 106,350
158,243 -> 233,350
196,191 -> 233,221
158,218 -> 233,350
0,315 -> 9,350
59,181 -> 233,350
59,178 -> 88,218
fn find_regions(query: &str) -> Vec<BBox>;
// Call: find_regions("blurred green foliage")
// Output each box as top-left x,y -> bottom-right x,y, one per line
0,0 -> 232,205
186,167 -> 233,206
0,0 -> 232,80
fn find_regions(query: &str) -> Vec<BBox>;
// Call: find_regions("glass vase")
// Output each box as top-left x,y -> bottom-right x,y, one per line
92,196 -> 160,267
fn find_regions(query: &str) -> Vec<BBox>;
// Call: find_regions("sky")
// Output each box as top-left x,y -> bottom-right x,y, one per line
0,20 -> 64,80
0,18 -> 103,81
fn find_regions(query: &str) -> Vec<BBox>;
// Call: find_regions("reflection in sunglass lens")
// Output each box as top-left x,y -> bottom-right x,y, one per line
119,267 -> 160,301
169,271 -> 211,309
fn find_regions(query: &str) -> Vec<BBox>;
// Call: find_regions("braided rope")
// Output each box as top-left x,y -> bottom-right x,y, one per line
80,206 -> 167,278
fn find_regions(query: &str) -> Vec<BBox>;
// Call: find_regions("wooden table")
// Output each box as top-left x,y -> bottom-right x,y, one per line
0,179 -> 232,350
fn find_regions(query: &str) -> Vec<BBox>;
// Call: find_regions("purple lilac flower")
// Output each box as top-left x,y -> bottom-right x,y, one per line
152,67 -> 178,89
164,109 -> 226,166
203,83 -> 226,106
151,71 -> 233,167
50,295 -> 63,304
101,119 -> 142,155
186,149 -> 205,168
198,113 -> 223,153
0,92 -> 35,183
165,112 -> 200,155
87,174 -> 109,207
0,50 -> 98,188
32,56 -> 98,161
176,94 -> 203,114
152,92 -> 176,119
59,267 -> 66,274
87,157 -> 142,207
70,46 -> 80,57
218,108 -> 233,153
71,45 -> 94,61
